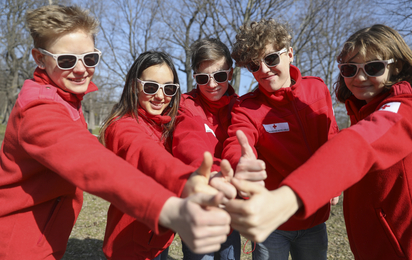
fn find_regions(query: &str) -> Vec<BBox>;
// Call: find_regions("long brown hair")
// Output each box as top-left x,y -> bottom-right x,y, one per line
335,24 -> 412,103
99,51 -> 181,145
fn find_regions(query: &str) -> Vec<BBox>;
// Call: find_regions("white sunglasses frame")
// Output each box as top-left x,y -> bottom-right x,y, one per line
137,78 -> 180,97
338,59 -> 394,78
38,48 -> 102,70
247,48 -> 288,72
193,69 -> 232,85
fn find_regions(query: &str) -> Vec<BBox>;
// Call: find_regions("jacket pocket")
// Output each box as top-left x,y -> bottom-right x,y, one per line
375,208 -> 405,257
37,197 -> 63,246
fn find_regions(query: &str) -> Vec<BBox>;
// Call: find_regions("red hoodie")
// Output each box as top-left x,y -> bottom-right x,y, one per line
282,81 -> 412,259
172,85 -> 238,171
0,69 -> 192,259
222,65 -> 339,231
102,109 -> 195,260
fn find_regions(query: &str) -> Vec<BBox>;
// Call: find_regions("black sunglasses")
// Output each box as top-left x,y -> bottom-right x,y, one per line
137,78 -> 179,97
338,59 -> 394,78
38,48 -> 101,70
193,69 -> 231,85
247,48 -> 288,72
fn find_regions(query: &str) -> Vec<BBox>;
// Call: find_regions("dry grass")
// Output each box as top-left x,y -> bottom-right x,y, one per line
63,193 -> 353,260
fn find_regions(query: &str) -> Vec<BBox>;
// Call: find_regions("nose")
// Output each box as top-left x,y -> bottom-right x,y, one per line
72,59 -> 87,73
260,60 -> 271,73
354,67 -> 368,81
155,87 -> 165,99
209,77 -> 218,87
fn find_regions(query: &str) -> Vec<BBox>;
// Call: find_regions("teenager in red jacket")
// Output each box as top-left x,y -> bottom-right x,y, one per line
100,51 -> 237,260
172,38 -> 246,260
225,24 -> 412,260
0,5 -> 233,259
221,19 -> 339,260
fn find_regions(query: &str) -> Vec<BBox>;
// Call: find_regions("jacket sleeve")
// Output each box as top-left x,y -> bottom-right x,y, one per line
18,101 -> 190,234
222,101 -> 259,170
281,96 -> 412,218
172,111 -> 221,172
105,117 -> 194,196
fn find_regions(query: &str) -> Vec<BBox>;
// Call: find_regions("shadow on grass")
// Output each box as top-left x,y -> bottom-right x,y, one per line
62,238 -> 106,260
62,238 -> 181,260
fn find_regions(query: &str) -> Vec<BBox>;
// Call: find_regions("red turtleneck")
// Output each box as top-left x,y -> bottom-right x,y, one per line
172,85 -> 238,172
102,108 -> 195,260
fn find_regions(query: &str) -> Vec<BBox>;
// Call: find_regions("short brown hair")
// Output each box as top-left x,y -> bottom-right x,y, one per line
190,38 -> 233,73
231,19 -> 292,67
26,5 -> 99,49
335,24 -> 412,102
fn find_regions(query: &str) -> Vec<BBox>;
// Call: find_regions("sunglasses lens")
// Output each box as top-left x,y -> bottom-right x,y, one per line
84,53 -> 100,67
143,82 -> 159,94
164,85 -> 178,96
57,55 -> 77,69
247,62 -> 260,72
213,72 -> 228,83
264,53 -> 280,67
340,64 -> 358,77
195,74 -> 209,85
365,62 -> 385,77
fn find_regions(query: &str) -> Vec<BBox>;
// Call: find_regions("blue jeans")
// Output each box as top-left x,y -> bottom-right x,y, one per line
252,223 -> 328,260
182,230 -> 241,260
153,247 -> 169,260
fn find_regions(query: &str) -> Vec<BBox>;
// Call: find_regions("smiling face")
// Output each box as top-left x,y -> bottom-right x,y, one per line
196,57 -> 232,102
33,29 -> 96,94
138,64 -> 174,116
343,49 -> 392,103
252,43 -> 293,93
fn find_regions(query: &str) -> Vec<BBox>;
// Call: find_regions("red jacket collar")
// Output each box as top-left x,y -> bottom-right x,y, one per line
345,81 -> 412,122
258,64 -> 302,105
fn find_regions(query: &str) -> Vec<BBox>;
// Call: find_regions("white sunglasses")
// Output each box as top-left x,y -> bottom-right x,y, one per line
38,48 -> 101,70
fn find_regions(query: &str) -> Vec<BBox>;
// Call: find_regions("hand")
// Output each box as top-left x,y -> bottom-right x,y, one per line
181,152 -> 220,198
209,159 -> 237,201
331,196 -> 340,205
224,179 -> 301,242
234,130 -> 266,185
159,193 -> 231,254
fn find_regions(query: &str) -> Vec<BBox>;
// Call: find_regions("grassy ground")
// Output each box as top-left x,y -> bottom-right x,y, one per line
63,193 -> 354,260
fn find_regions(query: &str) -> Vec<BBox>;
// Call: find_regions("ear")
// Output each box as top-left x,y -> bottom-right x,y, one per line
32,48 -> 45,69
392,59 -> 403,76
288,47 -> 294,64
228,67 -> 234,81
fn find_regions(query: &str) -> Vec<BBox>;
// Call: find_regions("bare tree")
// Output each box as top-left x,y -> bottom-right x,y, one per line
0,0 -> 40,124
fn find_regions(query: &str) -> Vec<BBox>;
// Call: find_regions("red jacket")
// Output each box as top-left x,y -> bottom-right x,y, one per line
0,69 -> 188,259
172,86 -> 238,171
282,81 -> 412,259
222,65 -> 338,231
102,110 -> 195,260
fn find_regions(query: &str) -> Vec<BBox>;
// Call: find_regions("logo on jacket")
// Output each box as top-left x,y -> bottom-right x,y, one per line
204,124 -> 216,137
263,122 -> 289,133
378,102 -> 401,113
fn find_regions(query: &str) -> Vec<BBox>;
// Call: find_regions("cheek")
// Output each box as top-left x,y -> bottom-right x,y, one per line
165,96 -> 173,104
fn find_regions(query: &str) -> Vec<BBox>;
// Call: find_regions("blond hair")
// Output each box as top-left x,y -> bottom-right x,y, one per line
26,5 -> 99,49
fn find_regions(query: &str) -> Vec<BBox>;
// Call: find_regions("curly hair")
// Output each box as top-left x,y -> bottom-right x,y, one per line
26,5 -> 99,49
231,19 -> 292,67
335,24 -> 412,102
